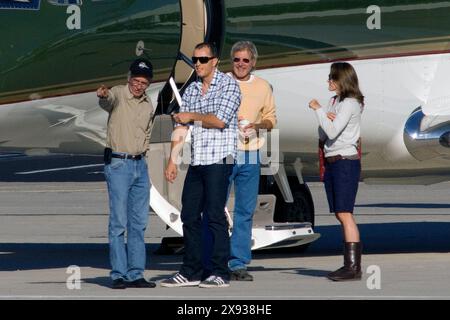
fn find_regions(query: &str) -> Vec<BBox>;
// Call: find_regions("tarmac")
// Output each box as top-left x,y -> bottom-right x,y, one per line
0,154 -> 449,300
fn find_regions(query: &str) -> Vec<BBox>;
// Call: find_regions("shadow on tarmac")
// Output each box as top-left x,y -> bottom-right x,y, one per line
0,154 -> 104,182
255,221 -> 450,258
1,155 -> 449,286
1,222 -> 449,274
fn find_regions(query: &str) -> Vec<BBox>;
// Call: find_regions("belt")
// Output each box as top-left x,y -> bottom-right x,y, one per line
325,155 -> 343,164
111,153 -> 143,160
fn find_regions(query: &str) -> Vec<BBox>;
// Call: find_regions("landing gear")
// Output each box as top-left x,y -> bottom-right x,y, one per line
261,176 -> 315,226
260,175 -> 315,252
153,236 -> 184,255
277,177 -> 314,226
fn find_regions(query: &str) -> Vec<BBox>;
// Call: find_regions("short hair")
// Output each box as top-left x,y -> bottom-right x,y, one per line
194,42 -> 218,58
230,41 -> 258,61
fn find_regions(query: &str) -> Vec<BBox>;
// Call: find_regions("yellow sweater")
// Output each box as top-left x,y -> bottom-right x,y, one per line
235,74 -> 277,150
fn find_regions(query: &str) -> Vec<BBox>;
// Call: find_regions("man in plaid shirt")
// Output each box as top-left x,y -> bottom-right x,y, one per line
161,42 -> 241,288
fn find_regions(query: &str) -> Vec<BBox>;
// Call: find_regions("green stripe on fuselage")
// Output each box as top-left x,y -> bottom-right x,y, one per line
0,0 -> 180,103
222,0 -> 450,69
2,0 -> 450,103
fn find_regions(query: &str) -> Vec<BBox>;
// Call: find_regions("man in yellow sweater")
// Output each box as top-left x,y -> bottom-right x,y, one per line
228,41 -> 277,281
202,41 -> 277,281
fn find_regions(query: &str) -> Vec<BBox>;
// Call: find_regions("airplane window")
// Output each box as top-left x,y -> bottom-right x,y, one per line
46,0 -> 120,4
47,0 -> 83,5
1,0 -> 40,10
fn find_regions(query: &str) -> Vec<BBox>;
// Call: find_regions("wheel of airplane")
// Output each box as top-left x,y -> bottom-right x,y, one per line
262,176 -> 315,225
261,176 -> 315,253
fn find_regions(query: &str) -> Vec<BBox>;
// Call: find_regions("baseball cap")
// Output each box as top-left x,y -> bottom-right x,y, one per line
129,58 -> 153,79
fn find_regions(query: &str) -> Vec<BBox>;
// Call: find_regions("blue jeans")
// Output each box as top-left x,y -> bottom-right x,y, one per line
180,161 -> 233,281
202,151 -> 260,273
104,155 -> 150,281
228,150 -> 260,271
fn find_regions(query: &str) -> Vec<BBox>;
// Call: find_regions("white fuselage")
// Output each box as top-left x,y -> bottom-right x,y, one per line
0,53 -> 449,178
253,53 -> 450,178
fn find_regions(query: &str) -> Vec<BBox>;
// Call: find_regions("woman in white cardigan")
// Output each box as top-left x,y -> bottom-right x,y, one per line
309,62 -> 364,281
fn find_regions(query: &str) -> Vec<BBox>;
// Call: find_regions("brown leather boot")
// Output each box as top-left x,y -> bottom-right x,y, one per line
327,242 -> 362,281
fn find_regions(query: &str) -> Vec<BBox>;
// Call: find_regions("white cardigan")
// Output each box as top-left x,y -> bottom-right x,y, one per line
315,97 -> 362,157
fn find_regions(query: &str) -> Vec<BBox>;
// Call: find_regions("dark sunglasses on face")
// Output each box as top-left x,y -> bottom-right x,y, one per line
192,56 -> 214,64
233,57 -> 251,63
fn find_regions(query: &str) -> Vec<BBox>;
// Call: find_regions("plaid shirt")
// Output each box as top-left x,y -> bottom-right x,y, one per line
178,70 -> 241,165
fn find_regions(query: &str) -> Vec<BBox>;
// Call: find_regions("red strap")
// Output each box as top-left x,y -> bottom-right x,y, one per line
318,140 -> 325,182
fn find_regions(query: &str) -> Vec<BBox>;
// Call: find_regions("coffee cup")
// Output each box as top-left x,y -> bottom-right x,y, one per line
239,119 -> 250,128
239,119 -> 250,144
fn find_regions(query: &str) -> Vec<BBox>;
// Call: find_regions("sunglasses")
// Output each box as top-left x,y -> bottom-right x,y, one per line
233,57 -> 251,64
192,56 -> 214,64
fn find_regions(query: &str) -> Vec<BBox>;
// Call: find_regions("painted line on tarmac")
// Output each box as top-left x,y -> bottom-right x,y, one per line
15,164 -> 103,175
1,295 -> 449,299
0,189 -> 106,193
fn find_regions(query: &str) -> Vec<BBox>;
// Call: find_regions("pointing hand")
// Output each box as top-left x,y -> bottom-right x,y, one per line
97,85 -> 109,98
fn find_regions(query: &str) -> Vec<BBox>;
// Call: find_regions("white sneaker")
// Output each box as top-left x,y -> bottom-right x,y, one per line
199,275 -> 230,288
160,273 -> 201,287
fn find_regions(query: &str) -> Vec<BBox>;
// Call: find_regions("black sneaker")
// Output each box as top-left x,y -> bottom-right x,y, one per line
199,275 -> 230,288
111,278 -> 126,289
230,269 -> 253,281
126,278 -> 156,288
160,273 -> 201,288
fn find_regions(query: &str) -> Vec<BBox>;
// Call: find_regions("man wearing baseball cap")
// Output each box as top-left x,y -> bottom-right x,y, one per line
96,58 -> 155,289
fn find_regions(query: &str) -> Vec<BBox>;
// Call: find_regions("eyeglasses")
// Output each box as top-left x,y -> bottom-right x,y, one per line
233,57 -> 251,64
328,75 -> 335,81
129,78 -> 150,88
192,56 -> 214,64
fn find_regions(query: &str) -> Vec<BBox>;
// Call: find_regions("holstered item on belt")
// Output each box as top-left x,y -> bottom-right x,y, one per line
325,154 -> 343,164
104,147 -> 112,165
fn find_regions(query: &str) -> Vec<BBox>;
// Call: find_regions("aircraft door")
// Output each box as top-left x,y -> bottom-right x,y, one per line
148,1 -> 225,231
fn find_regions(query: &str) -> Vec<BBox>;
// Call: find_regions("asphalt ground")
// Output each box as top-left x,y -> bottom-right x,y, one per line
0,154 -> 449,302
